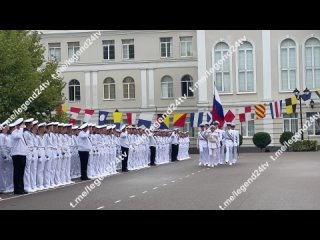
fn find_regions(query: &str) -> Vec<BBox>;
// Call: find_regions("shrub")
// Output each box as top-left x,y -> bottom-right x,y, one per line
252,132 -> 271,151
280,132 -> 294,146
239,134 -> 243,146
292,140 -> 317,152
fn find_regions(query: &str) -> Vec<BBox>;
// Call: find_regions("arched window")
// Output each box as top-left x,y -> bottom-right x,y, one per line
123,77 -> 135,99
161,76 -> 174,98
103,77 -> 116,100
305,37 -> 320,89
280,39 -> 297,90
238,41 -> 254,92
68,79 -> 80,101
214,42 -> 231,92
181,75 -> 194,97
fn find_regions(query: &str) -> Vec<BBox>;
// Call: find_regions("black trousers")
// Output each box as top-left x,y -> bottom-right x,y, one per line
150,146 -> 156,165
171,144 -> 179,161
12,155 -> 26,193
78,151 -> 89,178
121,147 -> 129,171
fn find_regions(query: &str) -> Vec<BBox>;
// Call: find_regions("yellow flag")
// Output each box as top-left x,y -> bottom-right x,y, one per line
113,112 -> 123,123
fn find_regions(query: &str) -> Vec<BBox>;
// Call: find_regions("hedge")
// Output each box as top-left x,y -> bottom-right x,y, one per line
292,140 -> 317,152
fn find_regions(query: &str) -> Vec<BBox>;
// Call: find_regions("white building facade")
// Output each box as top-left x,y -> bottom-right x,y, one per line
40,30 -> 320,148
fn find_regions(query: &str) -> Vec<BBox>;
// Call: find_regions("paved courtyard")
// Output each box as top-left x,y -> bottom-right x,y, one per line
0,152 -> 319,210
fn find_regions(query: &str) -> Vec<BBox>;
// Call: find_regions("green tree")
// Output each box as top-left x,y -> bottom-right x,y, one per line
0,30 -> 65,123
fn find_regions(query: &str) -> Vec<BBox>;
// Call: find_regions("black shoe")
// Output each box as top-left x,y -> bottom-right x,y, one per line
122,169 -> 129,172
14,191 -> 28,195
81,177 -> 91,181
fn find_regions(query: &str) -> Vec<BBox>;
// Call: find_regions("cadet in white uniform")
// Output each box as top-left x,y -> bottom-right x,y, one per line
23,118 -> 36,193
223,122 -> 235,165
77,123 -> 92,180
213,121 -> 225,165
231,123 -> 239,165
208,125 -> 220,167
170,129 -> 180,162
197,124 -> 209,166
4,124 -> 14,193
35,123 -> 46,190
120,125 -> 129,172
11,118 -> 28,194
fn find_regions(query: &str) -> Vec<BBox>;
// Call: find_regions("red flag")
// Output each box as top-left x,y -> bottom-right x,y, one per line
127,113 -> 132,125
84,109 -> 94,122
69,107 -> 81,124
224,110 -> 235,122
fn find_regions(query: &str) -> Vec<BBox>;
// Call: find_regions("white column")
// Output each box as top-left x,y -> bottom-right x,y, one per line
262,30 -> 272,100
148,69 -> 155,107
91,71 -> 98,109
140,69 -> 148,108
262,30 -> 273,142
197,30 -> 209,107
85,72 -> 91,108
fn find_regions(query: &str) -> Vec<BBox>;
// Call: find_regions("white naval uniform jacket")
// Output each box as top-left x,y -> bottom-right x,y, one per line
11,128 -> 28,156
208,132 -> 219,149
197,131 -> 208,152
77,130 -> 93,152
170,132 -> 179,145
223,130 -> 235,147
120,131 -> 129,148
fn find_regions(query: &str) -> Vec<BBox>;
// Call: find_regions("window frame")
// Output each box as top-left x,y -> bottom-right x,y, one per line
303,37 -> 320,90
102,40 -> 115,60
278,38 -> 299,92
122,39 -> 135,60
161,75 -> 174,99
68,42 -> 80,62
180,36 -> 193,57
236,40 -> 256,94
48,43 -> 61,62
181,75 -> 194,98
68,79 -> 81,102
103,77 -> 116,100
123,77 -> 135,100
213,41 -> 232,93
160,37 -> 173,58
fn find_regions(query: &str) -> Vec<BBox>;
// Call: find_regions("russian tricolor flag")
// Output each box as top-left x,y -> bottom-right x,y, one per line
212,87 -> 224,128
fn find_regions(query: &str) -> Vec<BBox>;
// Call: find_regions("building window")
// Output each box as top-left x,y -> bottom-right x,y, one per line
238,41 -> 254,92
283,113 -> 298,133
48,43 -> 61,62
305,37 -> 320,89
280,39 -> 297,91
307,112 -> 320,135
103,77 -> 116,100
123,77 -> 135,99
160,37 -> 173,58
161,76 -> 174,98
68,79 -> 80,102
122,39 -> 134,59
102,40 -> 115,60
241,114 -> 255,137
181,75 -> 194,97
68,42 -> 80,61
215,42 -> 231,92
180,37 -> 192,57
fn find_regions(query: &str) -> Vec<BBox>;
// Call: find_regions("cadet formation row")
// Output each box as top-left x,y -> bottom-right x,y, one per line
197,121 -> 240,167
0,118 -> 190,195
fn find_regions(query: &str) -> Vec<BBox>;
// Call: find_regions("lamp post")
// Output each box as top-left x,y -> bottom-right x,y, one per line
293,88 -> 310,140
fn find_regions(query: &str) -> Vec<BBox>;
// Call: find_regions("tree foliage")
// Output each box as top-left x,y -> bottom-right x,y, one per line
0,30 -> 66,123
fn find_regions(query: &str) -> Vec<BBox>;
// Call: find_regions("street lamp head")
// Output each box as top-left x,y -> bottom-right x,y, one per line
303,88 -> 310,94
310,99 -> 315,109
293,88 -> 300,98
